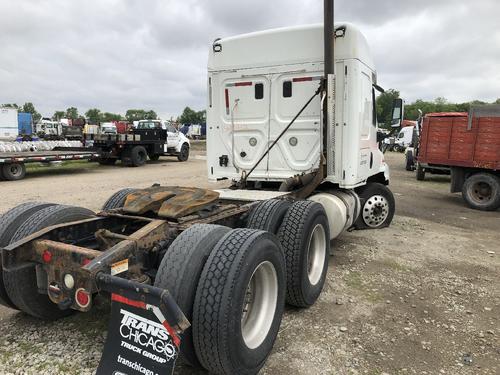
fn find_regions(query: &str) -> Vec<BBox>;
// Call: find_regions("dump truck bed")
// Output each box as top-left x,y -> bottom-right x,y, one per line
419,110 -> 500,170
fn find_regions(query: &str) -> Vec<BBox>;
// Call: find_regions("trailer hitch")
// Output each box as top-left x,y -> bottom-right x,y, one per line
95,273 -> 189,375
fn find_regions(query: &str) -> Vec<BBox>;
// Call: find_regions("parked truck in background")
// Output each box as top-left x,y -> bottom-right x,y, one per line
0,108 -> 19,140
17,113 -> 33,138
90,119 -> 190,166
0,2 -> 404,374
415,106 -> 500,211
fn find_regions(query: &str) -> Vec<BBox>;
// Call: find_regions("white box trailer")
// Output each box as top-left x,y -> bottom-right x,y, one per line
0,108 -> 19,140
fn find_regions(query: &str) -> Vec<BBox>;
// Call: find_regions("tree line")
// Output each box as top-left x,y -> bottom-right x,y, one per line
1,103 -> 206,125
376,90 -> 500,128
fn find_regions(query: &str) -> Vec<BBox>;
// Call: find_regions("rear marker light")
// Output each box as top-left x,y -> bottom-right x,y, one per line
81,258 -> 91,266
42,250 -> 52,263
75,288 -> 91,308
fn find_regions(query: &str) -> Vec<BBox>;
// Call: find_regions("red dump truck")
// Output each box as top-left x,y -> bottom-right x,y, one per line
416,105 -> 500,210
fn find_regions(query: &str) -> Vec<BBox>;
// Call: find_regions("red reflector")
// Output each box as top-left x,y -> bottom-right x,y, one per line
234,81 -> 253,87
293,77 -> 313,82
76,289 -> 90,308
42,250 -> 52,263
81,258 -> 91,266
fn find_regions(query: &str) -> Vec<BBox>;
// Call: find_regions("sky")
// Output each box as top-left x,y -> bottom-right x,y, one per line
0,0 -> 499,119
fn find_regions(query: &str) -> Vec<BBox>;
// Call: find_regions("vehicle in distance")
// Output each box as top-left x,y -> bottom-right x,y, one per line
90,119 -> 190,166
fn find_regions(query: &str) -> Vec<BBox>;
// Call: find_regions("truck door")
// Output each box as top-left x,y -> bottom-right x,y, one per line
222,76 -> 271,177
166,123 -> 180,149
268,73 -> 322,178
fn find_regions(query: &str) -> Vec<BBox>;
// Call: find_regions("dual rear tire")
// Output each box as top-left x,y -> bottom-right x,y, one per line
0,203 -> 95,319
157,199 -> 331,374
155,224 -> 286,374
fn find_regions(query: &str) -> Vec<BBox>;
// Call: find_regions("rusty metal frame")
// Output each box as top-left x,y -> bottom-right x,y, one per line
1,199 -> 252,312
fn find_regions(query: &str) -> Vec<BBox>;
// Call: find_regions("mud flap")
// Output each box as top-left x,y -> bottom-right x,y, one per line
95,274 -> 190,375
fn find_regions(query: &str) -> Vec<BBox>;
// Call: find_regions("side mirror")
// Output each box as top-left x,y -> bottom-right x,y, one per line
390,98 -> 404,128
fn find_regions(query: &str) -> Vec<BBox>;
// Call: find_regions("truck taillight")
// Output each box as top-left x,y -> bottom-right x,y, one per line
81,258 -> 91,266
42,250 -> 52,263
75,288 -> 91,308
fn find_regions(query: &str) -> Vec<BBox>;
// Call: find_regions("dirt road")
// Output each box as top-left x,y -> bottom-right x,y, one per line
0,151 -> 498,374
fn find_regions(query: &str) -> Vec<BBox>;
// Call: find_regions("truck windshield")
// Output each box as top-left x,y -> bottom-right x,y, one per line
137,122 -> 161,129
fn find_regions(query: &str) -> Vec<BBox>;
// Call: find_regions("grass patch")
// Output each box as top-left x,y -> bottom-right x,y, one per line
345,271 -> 382,302
378,258 -> 411,272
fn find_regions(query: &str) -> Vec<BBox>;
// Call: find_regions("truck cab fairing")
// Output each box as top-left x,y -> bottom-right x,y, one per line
206,23 -> 385,189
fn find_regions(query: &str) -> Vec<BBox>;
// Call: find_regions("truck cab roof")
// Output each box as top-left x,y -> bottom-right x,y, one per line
208,22 -> 375,72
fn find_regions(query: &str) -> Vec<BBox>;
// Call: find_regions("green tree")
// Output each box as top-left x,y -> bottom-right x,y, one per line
1,103 -> 19,109
177,107 -> 206,124
144,110 -> 157,120
52,111 -> 66,121
125,109 -> 157,121
85,108 -> 101,124
101,112 -> 122,122
66,107 -> 79,119
20,102 -> 42,122
376,89 -> 400,128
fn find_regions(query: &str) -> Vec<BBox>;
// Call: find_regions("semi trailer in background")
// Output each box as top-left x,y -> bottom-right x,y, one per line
0,108 -> 20,140
415,106 -> 500,210
0,2 -> 404,374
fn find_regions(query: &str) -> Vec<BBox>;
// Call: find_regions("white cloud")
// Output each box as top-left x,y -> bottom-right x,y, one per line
0,0 -> 498,119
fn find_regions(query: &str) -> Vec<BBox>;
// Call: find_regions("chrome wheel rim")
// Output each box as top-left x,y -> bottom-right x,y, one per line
241,261 -> 278,349
362,195 -> 389,228
307,224 -> 326,285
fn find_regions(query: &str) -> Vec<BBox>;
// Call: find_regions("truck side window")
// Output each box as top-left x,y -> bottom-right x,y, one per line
283,81 -> 292,98
255,83 -> 264,100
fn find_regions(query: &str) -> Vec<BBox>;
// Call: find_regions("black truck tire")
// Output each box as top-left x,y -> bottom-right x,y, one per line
354,183 -> 395,229
193,229 -> 286,375
0,202 -> 56,309
2,163 -> 26,181
4,205 -> 95,320
277,201 -> 330,307
416,163 -> 425,181
177,143 -> 189,162
102,188 -> 137,210
246,199 -> 291,235
149,154 -> 160,161
405,150 -> 414,171
127,146 -> 148,167
154,224 -> 230,367
462,173 -> 500,211
98,158 -> 117,165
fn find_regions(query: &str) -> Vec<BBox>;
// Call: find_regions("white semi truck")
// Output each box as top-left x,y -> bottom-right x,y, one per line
0,2 -> 402,374
207,22 -> 398,231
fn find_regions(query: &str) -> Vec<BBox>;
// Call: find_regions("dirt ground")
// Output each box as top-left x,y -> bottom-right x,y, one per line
0,149 -> 498,374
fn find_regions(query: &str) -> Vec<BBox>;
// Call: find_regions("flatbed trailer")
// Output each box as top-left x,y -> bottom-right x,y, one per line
0,148 -> 100,181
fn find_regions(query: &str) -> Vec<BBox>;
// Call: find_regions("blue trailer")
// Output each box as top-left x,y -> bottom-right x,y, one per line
17,113 -> 32,135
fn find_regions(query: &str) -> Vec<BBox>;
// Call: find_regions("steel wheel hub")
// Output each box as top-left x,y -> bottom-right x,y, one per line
362,195 -> 389,228
241,261 -> 278,349
472,182 -> 492,202
307,224 -> 326,285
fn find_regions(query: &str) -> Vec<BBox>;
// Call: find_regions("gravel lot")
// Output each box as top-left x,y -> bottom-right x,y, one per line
0,149 -> 498,374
